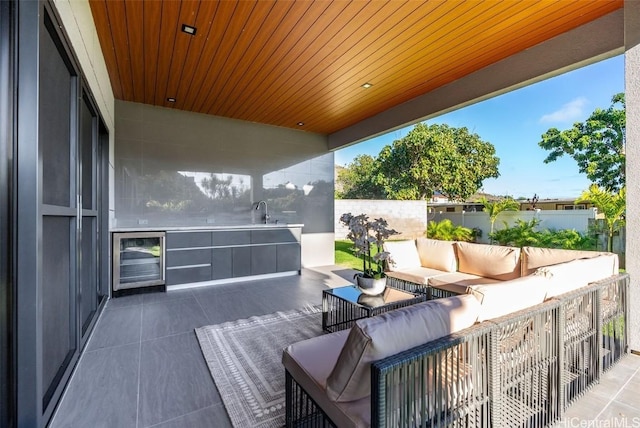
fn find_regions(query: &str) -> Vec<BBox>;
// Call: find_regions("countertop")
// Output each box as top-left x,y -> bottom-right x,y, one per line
110,224 -> 304,233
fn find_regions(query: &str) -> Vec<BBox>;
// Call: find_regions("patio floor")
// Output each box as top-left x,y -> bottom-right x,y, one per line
49,266 -> 640,427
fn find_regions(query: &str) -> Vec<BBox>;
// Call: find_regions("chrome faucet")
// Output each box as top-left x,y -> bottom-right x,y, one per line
255,200 -> 270,224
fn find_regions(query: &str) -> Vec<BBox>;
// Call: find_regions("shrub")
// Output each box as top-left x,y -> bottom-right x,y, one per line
489,218 -> 596,250
427,219 -> 473,242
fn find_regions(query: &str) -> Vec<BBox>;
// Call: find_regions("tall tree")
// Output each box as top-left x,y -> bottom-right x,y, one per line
577,184 -> 625,252
539,93 -> 625,192
335,154 -> 385,199
377,123 -> 500,200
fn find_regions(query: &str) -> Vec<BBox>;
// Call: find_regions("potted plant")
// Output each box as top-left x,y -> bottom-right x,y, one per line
340,213 -> 398,295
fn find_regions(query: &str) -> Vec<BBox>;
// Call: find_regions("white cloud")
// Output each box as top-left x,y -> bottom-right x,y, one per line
539,97 -> 588,124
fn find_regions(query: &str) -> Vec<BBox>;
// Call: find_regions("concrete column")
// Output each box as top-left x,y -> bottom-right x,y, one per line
625,0 -> 640,352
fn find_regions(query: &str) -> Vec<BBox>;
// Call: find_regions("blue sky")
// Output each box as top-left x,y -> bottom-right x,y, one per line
335,55 -> 624,199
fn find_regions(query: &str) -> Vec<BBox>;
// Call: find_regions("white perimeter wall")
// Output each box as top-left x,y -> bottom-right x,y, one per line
437,210 -> 598,244
335,200 -> 428,240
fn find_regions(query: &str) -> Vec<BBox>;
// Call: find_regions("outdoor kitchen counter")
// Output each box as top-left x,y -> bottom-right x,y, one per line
111,225 -> 304,289
110,223 -> 304,232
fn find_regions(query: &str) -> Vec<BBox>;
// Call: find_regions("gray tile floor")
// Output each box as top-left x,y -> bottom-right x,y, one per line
49,266 -> 354,428
50,266 -> 640,427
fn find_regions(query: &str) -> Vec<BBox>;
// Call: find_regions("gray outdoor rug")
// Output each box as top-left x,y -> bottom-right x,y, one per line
195,306 -> 323,428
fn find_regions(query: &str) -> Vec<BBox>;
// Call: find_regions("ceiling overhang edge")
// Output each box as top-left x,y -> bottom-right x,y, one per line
328,9 -> 624,150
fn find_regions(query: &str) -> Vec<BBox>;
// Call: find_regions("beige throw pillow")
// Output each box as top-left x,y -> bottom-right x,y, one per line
415,238 -> 457,272
325,295 -> 481,402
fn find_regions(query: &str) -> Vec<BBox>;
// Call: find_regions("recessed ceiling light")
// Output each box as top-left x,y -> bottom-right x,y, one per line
167,97 -> 176,103
181,24 -> 197,35
361,82 -> 373,89
297,122 -> 304,126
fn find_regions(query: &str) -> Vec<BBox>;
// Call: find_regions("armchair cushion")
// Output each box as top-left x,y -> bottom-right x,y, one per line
455,242 -> 521,281
521,246 -> 616,276
468,275 -> 551,322
386,267 -> 448,285
384,240 -> 421,271
535,254 -> 619,298
325,295 -> 481,402
416,238 -> 457,272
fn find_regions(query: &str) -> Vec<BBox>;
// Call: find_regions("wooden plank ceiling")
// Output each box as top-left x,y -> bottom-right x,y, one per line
89,0 -> 622,135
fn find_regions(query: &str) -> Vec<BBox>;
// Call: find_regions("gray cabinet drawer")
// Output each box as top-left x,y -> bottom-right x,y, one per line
212,230 -> 250,246
166,232 -> 211,249
166,266 -> 211,285
166,248 -> 211,268
232,247 -> 251,277
212,248 -> 232,280
277,243 -> 301,272
251,228 -> 300,244
251,245 -> 277,275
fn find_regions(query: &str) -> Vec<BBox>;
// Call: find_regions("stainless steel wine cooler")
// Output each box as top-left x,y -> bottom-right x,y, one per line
112,232 -> 165,291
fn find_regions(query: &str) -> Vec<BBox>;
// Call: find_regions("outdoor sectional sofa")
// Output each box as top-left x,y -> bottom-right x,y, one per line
282,241 -> 629,427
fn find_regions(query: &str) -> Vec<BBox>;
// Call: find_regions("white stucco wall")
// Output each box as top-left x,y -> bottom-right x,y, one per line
625,0 -> 640,352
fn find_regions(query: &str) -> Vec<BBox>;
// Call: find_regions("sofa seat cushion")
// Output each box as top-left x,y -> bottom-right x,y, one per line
521,246 -> 616,276
384,240 -> 422,271
455,242 -> 521,280
429,272 -> 500,295
534,254 -> 618,298
282,330 -> 371,428
386,267 -> 449,285
326,295 -> 481,402
416,238 -> 457,272
467,275 -> 552,322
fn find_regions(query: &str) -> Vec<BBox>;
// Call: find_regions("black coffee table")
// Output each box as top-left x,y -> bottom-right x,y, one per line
322,285 -> 427,332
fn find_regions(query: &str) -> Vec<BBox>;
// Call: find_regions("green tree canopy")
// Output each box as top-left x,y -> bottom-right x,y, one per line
539,93 -> 625,192
335,154 -> 385,199
376,123 -> 500,200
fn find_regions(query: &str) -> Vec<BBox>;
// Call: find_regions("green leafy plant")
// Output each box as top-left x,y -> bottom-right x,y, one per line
426,219 -> 473,242
340,213 -> 398,279
489,218 -> 596,250
480,196 -> 520,240
577,184 -> 625,252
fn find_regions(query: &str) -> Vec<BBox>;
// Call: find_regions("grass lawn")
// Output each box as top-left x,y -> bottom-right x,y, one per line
335,240 -> 380,271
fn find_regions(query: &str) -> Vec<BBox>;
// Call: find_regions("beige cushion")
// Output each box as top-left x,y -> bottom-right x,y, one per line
535,254 -> 618,298
282,330 -> 371,428
455,242 -> 521,280
326,295 -> 481,402
468,275 -> 552,322
384,240 -> 421,271
521,246 -> 616,276
385,267 -> 448,285
416,238 -> 457,272
429,272 -> 500,295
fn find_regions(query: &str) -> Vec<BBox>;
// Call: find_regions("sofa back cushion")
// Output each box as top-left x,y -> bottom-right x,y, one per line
384,240 -> 421,271
468,275 -> 551,322
521,246 -> 617,276
325,294 -> 481,402
416,238 -> 457,272
534,254 -> 618,298
455,242 -> 521,281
